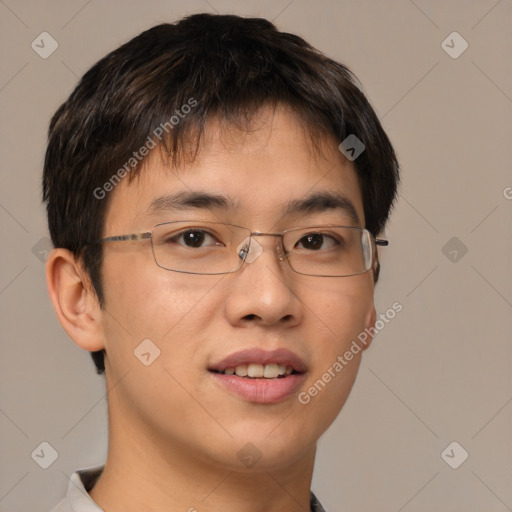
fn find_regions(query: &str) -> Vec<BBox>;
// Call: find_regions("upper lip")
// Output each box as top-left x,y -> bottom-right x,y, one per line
209,348 -> 307,373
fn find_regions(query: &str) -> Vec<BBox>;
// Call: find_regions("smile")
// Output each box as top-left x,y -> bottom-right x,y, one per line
208,348 -> 307,403
213,363 -> 295,379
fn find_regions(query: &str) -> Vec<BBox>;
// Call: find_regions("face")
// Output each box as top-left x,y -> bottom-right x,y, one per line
98,105 -> 376,473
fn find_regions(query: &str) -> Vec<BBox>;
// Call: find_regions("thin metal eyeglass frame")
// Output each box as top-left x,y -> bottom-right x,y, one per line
94,221 -> 389,277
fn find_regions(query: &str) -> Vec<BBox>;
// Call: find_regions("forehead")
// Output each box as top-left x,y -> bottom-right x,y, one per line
104,106 -> 364,232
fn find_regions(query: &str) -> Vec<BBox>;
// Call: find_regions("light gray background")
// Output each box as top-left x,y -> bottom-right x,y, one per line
1,1 -> 511,511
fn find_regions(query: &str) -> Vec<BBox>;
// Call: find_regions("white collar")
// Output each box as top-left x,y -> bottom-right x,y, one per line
64,465 -> 104,511
60,465 -> 326,512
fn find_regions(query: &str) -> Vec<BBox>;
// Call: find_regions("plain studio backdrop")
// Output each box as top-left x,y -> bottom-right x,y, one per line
1,1 -> 511,511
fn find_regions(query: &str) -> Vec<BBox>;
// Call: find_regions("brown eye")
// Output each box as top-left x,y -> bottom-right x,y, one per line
296,233 -> 339,251
182,230 -> 206,247
167,230 -> 221,248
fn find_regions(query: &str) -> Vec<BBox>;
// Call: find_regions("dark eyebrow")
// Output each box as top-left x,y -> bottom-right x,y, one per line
284,192 -> 361,226
147,191 -> 238,214
147,190 -> 361,226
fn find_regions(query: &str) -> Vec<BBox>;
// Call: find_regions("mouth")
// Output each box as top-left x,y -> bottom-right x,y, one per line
210,363 -> 297,379
208,348 -> 307,404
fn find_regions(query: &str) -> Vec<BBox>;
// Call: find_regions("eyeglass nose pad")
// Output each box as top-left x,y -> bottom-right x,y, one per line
275,240 -> 286,261
236,237 -> 263,264
362,233 -> 372,269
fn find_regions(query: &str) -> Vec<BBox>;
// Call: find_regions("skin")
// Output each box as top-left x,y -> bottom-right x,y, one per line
46,105 -> 377,512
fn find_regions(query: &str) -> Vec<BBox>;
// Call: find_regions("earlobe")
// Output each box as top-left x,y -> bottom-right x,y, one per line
361,305 -> 377,351
45,248 -> 106,352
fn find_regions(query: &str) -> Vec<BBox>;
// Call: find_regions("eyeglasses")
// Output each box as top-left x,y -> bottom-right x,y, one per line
94,220 -> 388,277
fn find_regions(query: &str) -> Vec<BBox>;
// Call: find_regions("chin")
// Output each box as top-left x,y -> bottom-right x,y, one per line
202,423 -> 319,473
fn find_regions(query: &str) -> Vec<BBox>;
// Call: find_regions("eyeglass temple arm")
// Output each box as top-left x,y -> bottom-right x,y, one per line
375,239 -> 389,246
98,232 -> 152,243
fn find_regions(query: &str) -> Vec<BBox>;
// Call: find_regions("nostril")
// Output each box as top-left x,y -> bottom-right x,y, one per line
241,313 -> 294,323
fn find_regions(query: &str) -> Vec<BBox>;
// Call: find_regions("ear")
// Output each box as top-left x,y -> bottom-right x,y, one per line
45,248 -> 106,352
361,304 -> 377,351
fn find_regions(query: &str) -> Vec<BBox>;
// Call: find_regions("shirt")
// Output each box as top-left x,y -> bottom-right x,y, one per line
50,465 -> 327,512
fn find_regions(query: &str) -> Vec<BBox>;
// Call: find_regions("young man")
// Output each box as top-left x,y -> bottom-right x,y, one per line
44,13 -> 399,512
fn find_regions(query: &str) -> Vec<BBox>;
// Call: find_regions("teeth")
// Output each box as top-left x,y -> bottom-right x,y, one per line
263,363 -> 279,378
225,364 -> 294,378
235,365 -> 248,377
247,363 -> 264,378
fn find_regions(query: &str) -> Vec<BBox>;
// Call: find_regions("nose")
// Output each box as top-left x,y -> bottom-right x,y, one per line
224,236 -> 303,327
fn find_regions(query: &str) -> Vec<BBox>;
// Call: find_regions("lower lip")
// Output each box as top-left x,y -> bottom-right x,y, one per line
209,372 -> 306,404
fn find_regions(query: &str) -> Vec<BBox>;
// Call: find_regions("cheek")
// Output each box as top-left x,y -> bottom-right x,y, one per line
100,251 -> 224,370
297,276 -> 374,426
304,275 -> 374,343
99,265 -> 226,445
